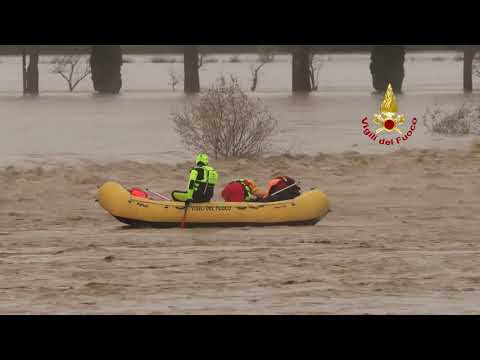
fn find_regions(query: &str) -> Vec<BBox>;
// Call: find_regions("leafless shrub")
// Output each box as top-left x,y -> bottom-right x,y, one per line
250,47 -> 275,92
151,57 -> 177,63
203,57 -> 219,63
172,76 -> 278,159
228,55 -> 241,63
309,54 -> 324,91
453,54 -> 463,62
424,104 -> 480,135
198,53 -> 208,69
473,53 -> 480,80
50,55 -> 91,92
168,67 -> 183,92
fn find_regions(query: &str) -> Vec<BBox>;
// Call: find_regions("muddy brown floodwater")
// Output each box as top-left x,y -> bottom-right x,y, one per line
2,146 -> 480,314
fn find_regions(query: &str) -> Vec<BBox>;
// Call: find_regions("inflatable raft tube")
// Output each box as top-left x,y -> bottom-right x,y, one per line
97,181 -> 330,228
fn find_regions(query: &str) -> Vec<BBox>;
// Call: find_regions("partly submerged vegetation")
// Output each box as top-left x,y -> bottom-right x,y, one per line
172,76 -> 278,159
150,57 -> 178,64
424,105 -> 480,135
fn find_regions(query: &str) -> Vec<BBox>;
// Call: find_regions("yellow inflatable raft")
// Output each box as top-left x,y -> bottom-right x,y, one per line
97,181 -> 330,228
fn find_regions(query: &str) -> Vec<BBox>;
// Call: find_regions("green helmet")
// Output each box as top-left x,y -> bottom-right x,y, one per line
196,153 -> 209,165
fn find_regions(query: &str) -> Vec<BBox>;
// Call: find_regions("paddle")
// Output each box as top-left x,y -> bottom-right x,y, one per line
268,182 -> 299,198
180,201 -> 190,228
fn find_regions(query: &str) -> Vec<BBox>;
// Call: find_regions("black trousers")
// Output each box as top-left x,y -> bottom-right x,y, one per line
171,190 -> 213,203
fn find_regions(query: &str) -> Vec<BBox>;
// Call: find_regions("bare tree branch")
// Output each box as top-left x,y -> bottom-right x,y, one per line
50,55 -> 91,92
308,54 -> 324,91
198,53 -> 206,69
168,67 -> 183,92
250,46 -> 275,92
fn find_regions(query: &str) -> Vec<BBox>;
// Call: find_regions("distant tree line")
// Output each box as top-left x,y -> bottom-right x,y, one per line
16,45 -> 480,95
22,45 -> 122,95
0,45 -> 466,56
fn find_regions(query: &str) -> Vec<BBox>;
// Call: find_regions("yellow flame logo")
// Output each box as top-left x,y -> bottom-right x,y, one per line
380,84 -> 398,113
373,84 -> 405,134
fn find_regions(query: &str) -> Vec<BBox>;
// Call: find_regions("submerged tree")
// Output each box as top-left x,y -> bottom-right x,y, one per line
370,45 -> 405,93
250,46 -> 275,92
90,45 -> 122,94
465,46 -> 479,92
23,46 -> 39,95
292,45 -> 311,92
184,45 -> 200,93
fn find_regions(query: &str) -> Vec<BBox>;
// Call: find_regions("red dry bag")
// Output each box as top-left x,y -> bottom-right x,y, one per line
130,187 -> 149,199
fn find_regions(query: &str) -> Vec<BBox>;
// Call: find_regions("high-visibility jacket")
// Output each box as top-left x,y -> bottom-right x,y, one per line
187,165 -> 218,202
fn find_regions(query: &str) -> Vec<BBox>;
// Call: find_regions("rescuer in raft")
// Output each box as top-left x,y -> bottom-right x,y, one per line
221,179 -> 268,202
221,176 -> 301,203
171,153 -> 219,203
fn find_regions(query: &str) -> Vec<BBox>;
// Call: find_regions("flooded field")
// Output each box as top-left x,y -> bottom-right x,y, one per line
2,51 -> 480,314
0,52 -> 478,167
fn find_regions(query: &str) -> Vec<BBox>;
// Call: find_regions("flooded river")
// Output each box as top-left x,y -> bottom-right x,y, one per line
3,51 -> 480,314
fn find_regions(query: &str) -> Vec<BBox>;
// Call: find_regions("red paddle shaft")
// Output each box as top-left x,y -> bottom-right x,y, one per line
180,203 -> 189,228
